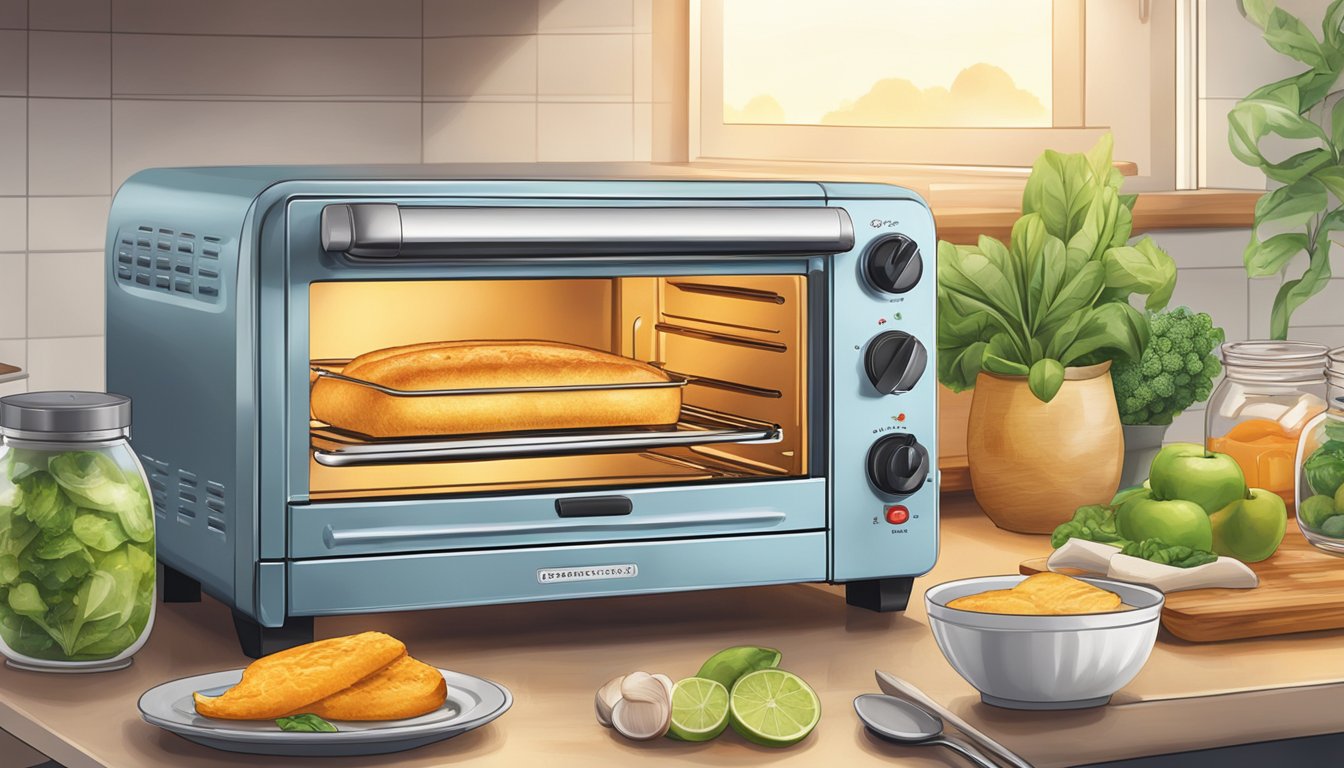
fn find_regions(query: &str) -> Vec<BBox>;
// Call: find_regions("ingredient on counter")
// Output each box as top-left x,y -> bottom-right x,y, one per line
0,449 -> 155,661
193,632 -> 447,722
728,669 -> 820,748
946,572 -> 1123,615
1112,308 -> 1223,426
1052,505 -> 1219,568
667,677 -> 730,742
595,646 -> 817,748
1208,489 -> 1288,563
1051,504 -> 1127,548
1208,419 -> 1303,505
1114,493 -> 1213,551
1302,429 -> 1344,499
609,672 -> 674,741
694,645 -> 781,691
275,714 -> 338,733
1047,539 -> 1257,592
1148,443 -> 1246,515
1119,539 -> 1218,568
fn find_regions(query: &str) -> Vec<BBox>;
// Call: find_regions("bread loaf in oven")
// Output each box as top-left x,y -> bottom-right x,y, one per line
310,340 -> 681,437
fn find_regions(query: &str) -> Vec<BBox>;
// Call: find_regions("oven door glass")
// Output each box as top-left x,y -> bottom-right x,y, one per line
307,276 -> 807,500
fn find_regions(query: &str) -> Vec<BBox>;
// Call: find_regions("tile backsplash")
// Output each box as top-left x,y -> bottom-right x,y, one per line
0,0 -> 667,395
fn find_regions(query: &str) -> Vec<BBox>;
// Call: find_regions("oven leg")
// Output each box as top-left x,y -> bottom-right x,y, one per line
161,564 -> 201,603
844,577 -> 914,613
231,610 -> 315,659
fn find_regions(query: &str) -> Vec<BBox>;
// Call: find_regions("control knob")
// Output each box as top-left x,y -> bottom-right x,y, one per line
865,234 -> 923,294
864,331 -> 927,394
867,434 -> 930,496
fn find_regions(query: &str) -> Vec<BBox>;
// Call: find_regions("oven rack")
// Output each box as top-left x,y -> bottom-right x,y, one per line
310,404 -> 782,467
310,359 -> 689,397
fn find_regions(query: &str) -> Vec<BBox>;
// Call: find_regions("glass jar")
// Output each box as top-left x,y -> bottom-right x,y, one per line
1296,348 -> 1344,556
1206,341 -> 1329,508
0,392 -> 156,672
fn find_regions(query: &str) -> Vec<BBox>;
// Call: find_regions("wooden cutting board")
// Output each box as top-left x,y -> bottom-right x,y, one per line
1020,524 -> 1344,642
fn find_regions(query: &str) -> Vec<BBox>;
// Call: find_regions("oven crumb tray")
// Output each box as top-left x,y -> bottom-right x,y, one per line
310,405 -> 782,467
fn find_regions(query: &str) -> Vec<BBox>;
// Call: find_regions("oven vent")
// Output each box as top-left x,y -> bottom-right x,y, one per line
205,481 -> 227,537
141,453 -> 170,522
113,224 -> 223,305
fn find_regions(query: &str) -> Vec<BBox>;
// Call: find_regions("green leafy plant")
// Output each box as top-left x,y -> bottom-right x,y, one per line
1230,0 -> 1344,338
937,135 -> 1177,401
1112,308 -> 1225,425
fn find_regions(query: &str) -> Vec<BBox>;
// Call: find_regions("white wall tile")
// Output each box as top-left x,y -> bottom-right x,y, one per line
0,0 -> 25,29
27,252 -> 104,338
28,99 -> 111,196
423,36 -> 536,100
0,339 -> 25,368
0,31 -> 26,96
28,31 -> 112,97
0,98 -> 24,196
1199,98 -> 1271,190
112,101 -> 421,183
112,35 -> 420,100
0,252 -> 24,338
1198,0 -> 1301,100
112,0 -> 420,37
31,0 -> 110,31
26,336 -> 104,392
0,378 -> 27,397
537,102 -> 633,161
1166,266 -> 1250,342
27,196 -> 110,251
539,0 -> 633,33
538,34 -> 632,100
1275,278 -> 1344,328
0,197 -> 24,252
1247,274 -> 1282,340
423,102 -> 536,162
1284,326 -> 1344,348
1151,228 -> 1252,270
424,0 -> 538,37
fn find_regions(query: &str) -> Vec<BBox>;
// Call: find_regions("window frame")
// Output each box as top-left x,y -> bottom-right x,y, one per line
690,0 -> 1179,183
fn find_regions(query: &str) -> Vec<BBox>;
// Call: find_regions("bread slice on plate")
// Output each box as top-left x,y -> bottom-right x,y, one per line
296,655 -> 448,721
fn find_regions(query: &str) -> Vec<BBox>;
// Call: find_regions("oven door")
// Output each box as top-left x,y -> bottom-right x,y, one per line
277,198 -> 845,558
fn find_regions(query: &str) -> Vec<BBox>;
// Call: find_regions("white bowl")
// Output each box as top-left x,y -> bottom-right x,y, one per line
924,575 -> 1164,710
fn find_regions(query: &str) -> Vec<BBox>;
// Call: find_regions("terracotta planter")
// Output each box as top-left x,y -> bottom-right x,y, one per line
967,361 -> 1124,534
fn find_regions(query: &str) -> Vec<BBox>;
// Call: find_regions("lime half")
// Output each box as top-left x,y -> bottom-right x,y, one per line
667,677 -> 730,742
728,669 -> 820,748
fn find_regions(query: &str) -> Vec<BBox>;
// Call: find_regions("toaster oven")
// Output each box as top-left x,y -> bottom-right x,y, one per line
105,167 -> 938,657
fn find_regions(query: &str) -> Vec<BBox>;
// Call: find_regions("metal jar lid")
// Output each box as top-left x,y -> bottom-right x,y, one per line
0,391 -> 131,441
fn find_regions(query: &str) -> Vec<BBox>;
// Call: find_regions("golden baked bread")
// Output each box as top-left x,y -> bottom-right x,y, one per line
295,654 -> 447,721
311,340 -> 682,437
193,632 -> 406,720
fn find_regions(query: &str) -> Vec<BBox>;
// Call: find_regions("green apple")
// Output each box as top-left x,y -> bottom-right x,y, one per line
1209,488 -> 1287,563
1148,443 -> 1247,514
1115,492 -> 1214,551
1110,485 -> 1149,508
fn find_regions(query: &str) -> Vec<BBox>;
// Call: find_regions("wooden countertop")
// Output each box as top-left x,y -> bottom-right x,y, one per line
3,493 -> 1338,768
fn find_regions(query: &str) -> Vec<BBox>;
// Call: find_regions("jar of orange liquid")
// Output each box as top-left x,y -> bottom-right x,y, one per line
1206,341 -> 1329,508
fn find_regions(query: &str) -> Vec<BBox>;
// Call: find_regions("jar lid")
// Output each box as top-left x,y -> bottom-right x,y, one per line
0,391 -> 131,438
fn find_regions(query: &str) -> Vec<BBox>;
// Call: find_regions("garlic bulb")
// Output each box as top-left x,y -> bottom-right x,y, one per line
595,671 -> 672,740
594,675 -> 625,727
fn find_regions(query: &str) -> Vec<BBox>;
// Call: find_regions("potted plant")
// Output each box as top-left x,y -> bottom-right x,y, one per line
1229,0 -> 1344,339
937,135 -> 1177,533
1111,307 -> 1226,488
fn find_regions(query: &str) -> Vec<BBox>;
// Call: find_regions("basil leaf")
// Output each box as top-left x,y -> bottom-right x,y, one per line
1028,359 -> 1065,402
276,714 -> 338,733
1260,6 -> 1329,69
1100,238 -> 1176,311
1269,240 -> 1334,340
1254,177 -> 1327,230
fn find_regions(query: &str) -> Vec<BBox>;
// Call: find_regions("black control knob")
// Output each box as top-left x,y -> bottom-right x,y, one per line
865,235 -> 923,294
864,331 -> 928,394
867,434 -> 930,496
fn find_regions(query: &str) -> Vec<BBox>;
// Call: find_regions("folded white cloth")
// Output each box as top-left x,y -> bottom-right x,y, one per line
1047,539 -> 1259,593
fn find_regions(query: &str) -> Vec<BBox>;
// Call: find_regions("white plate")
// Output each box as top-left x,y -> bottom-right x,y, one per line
138,668 -> 511,757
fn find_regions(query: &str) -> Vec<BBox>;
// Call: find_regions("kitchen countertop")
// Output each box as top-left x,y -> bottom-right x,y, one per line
3,493 -> 1341,768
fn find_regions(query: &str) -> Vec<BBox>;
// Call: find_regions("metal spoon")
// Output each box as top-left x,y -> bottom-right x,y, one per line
854,694 -> 999,768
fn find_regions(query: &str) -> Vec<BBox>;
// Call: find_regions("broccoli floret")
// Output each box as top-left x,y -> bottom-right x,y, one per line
1111,307 -> 1225,426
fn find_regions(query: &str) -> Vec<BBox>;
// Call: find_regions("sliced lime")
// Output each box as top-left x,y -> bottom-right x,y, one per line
667,677 -> 729,742
728,668 -> 820,748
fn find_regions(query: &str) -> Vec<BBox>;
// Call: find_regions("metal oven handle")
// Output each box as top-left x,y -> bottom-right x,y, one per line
319,203 -> 855,258
321,509 -> 789,549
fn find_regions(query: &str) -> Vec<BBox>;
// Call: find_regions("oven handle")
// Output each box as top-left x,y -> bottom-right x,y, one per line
321,509 -> 789,549
319,203 -> 855,258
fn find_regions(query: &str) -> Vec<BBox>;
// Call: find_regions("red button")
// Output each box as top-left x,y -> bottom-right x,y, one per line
884,505 -> 910,525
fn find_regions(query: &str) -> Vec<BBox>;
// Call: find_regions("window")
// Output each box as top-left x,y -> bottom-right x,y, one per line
693,0 -> 1184,187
